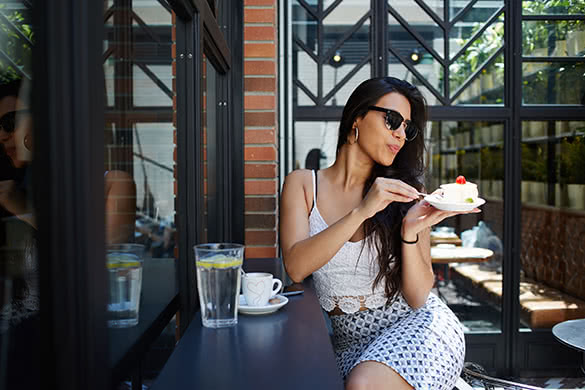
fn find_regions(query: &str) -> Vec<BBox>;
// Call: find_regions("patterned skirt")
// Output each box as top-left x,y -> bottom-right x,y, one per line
330,293 -> 465,390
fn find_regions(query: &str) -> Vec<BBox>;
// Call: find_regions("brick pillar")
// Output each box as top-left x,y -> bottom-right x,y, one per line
243,0 -> 278,258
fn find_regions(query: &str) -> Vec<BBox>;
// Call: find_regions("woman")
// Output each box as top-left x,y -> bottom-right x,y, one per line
280,77 -> 478,389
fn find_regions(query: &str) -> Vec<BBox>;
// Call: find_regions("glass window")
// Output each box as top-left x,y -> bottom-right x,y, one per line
522,62 -> 585,104
387,11 -> 445,100
202,54 -> 218,242
522,3 -> 585,105
523,0 -> 585,16
0,1 -> 39,388
427,120 -> 504,334
523,20 -> 585,57
450,1 -> 504,58
103,0 -> 177,384
292,1 -> 372,107
520,121 -> 585,331
294,121 -> 339,170
450,16 -> 504,101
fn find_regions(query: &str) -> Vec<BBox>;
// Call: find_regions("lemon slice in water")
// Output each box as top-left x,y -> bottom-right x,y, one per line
106,253 -> 141,269
196,255 -> 242,269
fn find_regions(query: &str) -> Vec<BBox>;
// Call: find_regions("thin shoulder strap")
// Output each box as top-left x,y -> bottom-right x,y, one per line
311,169 -> 318,211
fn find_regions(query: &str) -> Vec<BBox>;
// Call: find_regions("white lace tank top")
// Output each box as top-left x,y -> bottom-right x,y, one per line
308,170 -> 389,314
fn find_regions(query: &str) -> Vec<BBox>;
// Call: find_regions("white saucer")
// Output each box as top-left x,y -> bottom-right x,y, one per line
424,194 -> 486,212
238,294 -> 288,315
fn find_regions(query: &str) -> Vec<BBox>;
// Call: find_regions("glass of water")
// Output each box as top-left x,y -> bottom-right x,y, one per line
106,244 -> 144,328
194,243 -> 244,328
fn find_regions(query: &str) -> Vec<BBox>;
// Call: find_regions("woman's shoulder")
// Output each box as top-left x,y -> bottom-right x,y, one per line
105,169 -> 133,181
284,168 -> 314,187
282,169 -> 315,212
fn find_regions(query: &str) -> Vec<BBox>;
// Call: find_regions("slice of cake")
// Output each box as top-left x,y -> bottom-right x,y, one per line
439,176 -> 478,203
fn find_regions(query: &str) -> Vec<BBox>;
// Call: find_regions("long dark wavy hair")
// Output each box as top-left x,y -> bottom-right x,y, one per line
336,77 -> 427,303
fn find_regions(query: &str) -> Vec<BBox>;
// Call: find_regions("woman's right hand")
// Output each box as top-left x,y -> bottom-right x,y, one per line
356,177 -> 420,219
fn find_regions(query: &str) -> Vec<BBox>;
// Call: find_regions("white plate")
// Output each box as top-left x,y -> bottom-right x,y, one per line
424,194 -> 486,212
238,294 -> 289,315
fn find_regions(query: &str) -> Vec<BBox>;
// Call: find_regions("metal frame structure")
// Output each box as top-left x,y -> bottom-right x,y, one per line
284,0 -> 585,377
32,0 -> 243,388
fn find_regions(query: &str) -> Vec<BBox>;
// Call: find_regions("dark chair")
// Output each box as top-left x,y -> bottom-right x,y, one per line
455,363 -> 544,390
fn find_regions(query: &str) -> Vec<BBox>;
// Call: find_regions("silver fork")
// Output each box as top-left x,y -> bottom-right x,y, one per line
416,191 -> 429,199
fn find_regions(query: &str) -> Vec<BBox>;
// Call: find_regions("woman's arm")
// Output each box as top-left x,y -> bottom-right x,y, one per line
281,171 -> 420,283
0,180 -> 36,228
400,201 -> 480,308
400,224 -> 434,309
105,170 -> 137,244
280,170 -> 368,283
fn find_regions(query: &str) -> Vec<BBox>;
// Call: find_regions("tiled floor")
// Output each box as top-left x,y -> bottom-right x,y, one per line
516,377 -> 585,389
467,376 -> 585,389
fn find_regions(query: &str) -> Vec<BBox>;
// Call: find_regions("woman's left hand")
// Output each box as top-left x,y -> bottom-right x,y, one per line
401,199 -> 480,238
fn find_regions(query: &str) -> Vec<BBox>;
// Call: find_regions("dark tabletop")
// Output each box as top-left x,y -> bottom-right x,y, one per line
109,258 -> 179,382
552,318 -> 585,352
150,258 -> 344,390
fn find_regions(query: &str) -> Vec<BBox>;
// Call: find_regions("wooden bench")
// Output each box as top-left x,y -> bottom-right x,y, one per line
448,202 -> 585,329
451,264 -> 585,329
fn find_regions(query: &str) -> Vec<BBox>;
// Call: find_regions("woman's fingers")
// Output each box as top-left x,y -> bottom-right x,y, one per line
383,183 -> 418,201
388,193 -> 417,203
377,177 -> 420,199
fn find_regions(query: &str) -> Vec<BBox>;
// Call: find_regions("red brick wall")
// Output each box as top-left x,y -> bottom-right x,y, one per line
243,0 -> 279,259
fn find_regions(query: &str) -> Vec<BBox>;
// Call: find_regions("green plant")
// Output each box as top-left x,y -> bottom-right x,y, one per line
521,143 -> 549,182
480,145 -> 504,181
450,18 -> 504,96
560,134 -> 585,184
449,1 -> 584,103
0,5 -> 33,83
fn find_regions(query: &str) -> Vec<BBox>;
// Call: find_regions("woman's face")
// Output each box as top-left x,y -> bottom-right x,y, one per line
13,96 -> 32,167
353,92 -> 411,167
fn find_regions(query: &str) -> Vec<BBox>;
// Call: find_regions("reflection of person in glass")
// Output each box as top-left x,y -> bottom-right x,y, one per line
0,77 -> 40,389
0,79 -> 34,228
304,148 -> 323,171
281,77 -> 480,389
105,169 -> 136,244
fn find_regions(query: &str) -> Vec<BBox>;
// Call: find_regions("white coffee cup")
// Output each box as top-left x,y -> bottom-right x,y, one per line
241,272 -> 283,307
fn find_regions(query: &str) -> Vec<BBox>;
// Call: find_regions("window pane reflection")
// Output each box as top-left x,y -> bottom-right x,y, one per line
453,54 -> 505,105
0,1 -> 39,388
202,54 -> 218,243
449,18 -> 504,97
103,0 -> 177,383
427,121 -> 504,334
522,62 -> 585,105
449,1 -> 504,58
523,1 -> 585,16
294,121 -> 339,171
523,20 -> 585,57
520,121 -> 585,331
387,13 -> 444,97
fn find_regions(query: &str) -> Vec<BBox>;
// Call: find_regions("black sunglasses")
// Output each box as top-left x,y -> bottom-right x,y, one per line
368,106 -> 418,141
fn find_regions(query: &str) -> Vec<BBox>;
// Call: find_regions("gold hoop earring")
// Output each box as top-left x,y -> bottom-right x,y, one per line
24,134 -> 32,151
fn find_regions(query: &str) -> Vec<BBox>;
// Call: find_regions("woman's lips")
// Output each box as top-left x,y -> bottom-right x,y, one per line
5,147 -> 16,160
387,144 -> 401,154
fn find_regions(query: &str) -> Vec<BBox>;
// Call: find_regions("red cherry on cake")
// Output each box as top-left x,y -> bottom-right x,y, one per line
456,175 -> 466,184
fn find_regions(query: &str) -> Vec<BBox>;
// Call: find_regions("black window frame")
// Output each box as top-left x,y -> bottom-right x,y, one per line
33,0 -> 244,388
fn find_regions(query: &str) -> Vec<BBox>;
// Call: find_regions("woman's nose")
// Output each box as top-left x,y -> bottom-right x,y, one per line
393,122 -> 407,140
